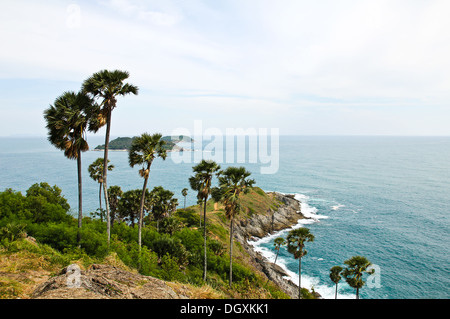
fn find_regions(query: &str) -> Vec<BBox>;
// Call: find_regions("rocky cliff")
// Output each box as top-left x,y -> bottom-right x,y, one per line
233,192 -> 315,299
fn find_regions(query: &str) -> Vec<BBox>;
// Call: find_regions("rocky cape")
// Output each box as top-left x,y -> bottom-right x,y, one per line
30,192 -> 314,299
234,192 -> 319,299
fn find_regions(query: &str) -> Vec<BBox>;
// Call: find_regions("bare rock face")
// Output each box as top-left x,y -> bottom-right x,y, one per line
32,264 -> 187,299
237,193 -> 303,239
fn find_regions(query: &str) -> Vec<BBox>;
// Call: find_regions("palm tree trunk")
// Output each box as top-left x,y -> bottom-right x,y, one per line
356,288 -> 359,299
184,196 -> 186,209
203,196 -> 207,281
335,283 -> 338,299
229,218 -> 233,288
99,182 -> 103,222
77,150 -> 82,245
199,202 -> 202,227
103,109 -> 112,246
138,164 -> 150,251
298,256 -> 302,299
274,250 -> 279,264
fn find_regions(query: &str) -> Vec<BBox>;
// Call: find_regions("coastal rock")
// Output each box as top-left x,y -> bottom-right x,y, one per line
32,264 -> 187,299
239,192 -> 303,239
234,192 -> 314,299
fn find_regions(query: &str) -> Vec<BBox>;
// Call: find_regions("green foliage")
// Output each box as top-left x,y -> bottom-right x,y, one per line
0,182 -> 293,299
150,234 -> 190,266
175,209 -> 200,227
160,253 -> 185,282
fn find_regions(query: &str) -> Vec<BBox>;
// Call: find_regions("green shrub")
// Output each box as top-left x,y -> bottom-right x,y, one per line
79,225 -> 108,258
30,222 -> 77,251
160,253 -> 185,282
150,235 -> 190,267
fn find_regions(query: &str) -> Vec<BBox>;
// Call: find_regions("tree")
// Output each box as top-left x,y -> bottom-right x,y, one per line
329,266 -> 343,299
43,91 -> 97,244
273,237 -> 286,265
189,160 -> 221,282
88,157 -> 114,220
181,188 -> 188,209
286,227 -> 315,299
216,166 -> 255,287
342,255 -> 374,299
118,189 -> 147,227
128,133 -> 167,250
82,69 -> 138,246
108,185 -> 123,227
149,186 -> 178,231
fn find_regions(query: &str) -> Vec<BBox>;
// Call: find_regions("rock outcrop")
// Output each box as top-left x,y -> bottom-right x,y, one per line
32,264 -> 187,299
234,192 -> 313,298
237,192 -> 303,239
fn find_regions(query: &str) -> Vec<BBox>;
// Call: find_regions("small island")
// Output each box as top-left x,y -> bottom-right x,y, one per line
94,135 -> 194,152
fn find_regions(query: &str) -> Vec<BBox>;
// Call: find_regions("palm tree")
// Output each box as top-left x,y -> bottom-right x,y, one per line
82,69 -> 138,245
88,157 -> 114,220
181,188 -> 188,209
189,159 -> 221,282
273,237 -> 286,265
342,255 -> 374,299
44,91 -> 97,244
128,133 -> 167,250
286,227 -> 315,299
216,166 -> 255,287
330,265 -> 343,299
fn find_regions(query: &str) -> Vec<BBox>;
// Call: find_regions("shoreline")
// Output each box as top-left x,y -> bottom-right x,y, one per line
233,192 -> 320,299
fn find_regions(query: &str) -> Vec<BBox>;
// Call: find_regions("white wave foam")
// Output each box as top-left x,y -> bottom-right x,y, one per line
248,193 -> 358,299
294,193 -> 329,221
331,204 -> 345,211
249,238 -> 354,299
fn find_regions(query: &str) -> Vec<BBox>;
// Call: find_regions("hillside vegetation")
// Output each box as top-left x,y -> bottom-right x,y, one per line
0,183 -> 290,299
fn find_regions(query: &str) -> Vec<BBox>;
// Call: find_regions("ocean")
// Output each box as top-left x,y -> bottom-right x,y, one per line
0,135 -> 449,299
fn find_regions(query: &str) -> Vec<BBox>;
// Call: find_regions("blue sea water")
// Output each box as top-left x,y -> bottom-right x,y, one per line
0,135 -> 449,299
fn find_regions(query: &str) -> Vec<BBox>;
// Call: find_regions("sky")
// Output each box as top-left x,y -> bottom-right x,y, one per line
0,0 -> 449,137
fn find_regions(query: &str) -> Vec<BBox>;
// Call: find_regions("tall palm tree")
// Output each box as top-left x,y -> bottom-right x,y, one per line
273,237 -> 286,265
181,188 -> 188,209
82,69 -> 138,245
44,91 -> 97,244
216,166 -> 255,287
189,159 -> 221,282
128,133 -> 167,250
286,227 -> 315,299
329,265 -> 343,299
342,255 -> 374,299
88,157 -> 114,220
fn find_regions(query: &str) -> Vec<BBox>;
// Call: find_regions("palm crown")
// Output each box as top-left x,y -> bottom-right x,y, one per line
44,91 -> 97,159
217,166 -> 255,219
128,133 -> 167,172
287,227 -> 315,259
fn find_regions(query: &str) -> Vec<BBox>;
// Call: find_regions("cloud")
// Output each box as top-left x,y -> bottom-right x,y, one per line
0,0 -> 449,136
106,0 -> 182,26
